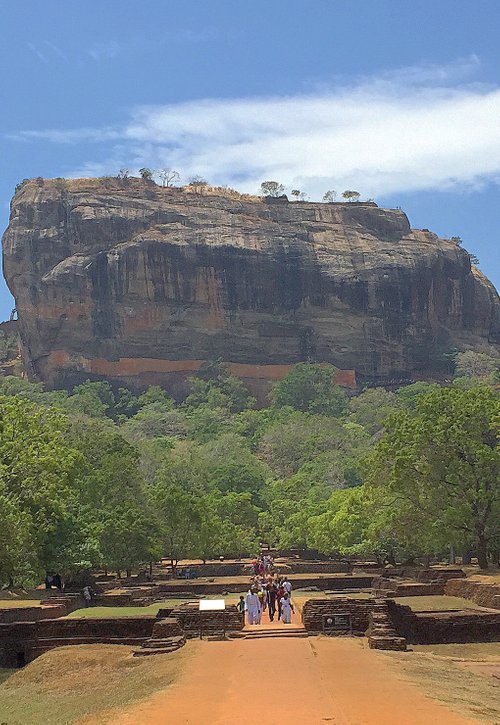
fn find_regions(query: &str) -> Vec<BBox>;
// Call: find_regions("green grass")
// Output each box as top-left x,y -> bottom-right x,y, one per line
67,593 -> 242,619
0,643 -> 195,725
0,600 -> 42,608
394,595 -> 481,611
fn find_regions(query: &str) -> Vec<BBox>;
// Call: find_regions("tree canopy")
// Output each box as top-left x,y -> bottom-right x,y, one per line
0,351 -> 498,586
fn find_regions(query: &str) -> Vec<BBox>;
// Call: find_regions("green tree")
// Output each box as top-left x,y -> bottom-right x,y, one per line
322,190 -> 337,203
65,381 -> 115,418
184,363 -> 255,413
342,190 -> 360,202
15,178 -> 30,194
347,387 -> 400,434
122,405 -> 188,441
151,479 -> 202,572
395,381 -> 441,410
137,386 -> 175,409
260,181 -> 285,197
0,489 -> 39,587
69,419 -> 157,576
454,351 -> 498,379
363,386 -> 500,568
269,363 -> 347,416
0,396 -> 88,578
139,167 -> 154,181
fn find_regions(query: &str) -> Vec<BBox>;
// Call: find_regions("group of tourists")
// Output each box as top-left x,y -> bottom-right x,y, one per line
239,573 -> 294,625
251,554 -> 274,577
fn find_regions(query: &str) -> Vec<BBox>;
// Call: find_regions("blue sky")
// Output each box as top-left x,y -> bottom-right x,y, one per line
1,0 -> 500,320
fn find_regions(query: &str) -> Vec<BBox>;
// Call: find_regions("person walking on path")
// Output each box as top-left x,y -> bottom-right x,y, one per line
280,592 -> 294,624
283,577 -> 292,597
245,587 -> 261,625
237,595 -> 246,624
266,583 -> 277,622
82,585 -> 94,607
276,581 -> 285,620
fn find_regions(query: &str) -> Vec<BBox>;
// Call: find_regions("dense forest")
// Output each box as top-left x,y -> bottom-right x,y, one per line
0,351 -> 498,587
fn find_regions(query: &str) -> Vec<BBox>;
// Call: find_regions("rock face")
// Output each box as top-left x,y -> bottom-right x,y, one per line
2,177 -> 499,392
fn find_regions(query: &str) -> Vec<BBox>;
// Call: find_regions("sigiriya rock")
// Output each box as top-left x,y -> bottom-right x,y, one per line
2,177 -> 499,394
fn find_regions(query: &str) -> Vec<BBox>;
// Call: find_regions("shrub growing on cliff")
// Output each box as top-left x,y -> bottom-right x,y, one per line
260,180 -> 285,197
138,167 -> 154,181
342,190 -> 360,202
158,168 -> 180,187
14,178 -> 30,194
188,176 -> 208,186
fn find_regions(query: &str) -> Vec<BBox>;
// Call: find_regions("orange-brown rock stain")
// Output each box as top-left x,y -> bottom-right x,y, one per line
43,351 -> 357,392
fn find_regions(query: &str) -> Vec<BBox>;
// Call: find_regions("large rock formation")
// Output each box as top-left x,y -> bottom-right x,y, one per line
2,177 -> 499,393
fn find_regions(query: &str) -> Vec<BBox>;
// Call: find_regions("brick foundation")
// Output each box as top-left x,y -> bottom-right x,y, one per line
171,603 -> 244,638
388,601 -> 500,644
301,597 -> 376,634
0,616 -> 157,666
444,579 -> 500,609
371,578 -> 445,597
367,600 -> 407,651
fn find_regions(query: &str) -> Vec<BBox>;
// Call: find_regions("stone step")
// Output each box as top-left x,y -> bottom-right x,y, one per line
244,629 -> 309,639
141,637 -> 185,648
133,645 -> 181,657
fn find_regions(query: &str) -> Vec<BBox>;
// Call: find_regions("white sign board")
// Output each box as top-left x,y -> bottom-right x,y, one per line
199,599 -> 225,611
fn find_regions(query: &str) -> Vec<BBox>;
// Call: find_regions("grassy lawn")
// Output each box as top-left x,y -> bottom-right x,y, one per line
67,593 -> 243,619
0,643 -> 196,725
68,590 -> 376,619
393,595 -> 480,611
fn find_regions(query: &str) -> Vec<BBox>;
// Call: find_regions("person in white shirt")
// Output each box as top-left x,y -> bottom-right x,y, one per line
283,577 -> 292,596
280,593 -> 294,624
245,587 -> 261,625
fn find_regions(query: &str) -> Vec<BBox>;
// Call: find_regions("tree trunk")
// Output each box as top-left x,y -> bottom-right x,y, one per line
448,545 -> 455,565
149,561 -> 153,577
126,569 -> 131,578
117,570 -> 121,579
477,534 -> 489,569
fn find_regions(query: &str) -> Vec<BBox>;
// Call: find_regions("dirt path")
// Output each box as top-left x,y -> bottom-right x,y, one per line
92,634 -> 480,725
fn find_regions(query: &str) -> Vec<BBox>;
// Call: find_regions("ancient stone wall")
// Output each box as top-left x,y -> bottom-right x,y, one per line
367,599 -> 407,651
387,601 -> 500,643
371,578 -> 445,597
156,574 -> 373,595
171,603 -> 243,637
301,597 -> 376,634
0,616 -> 157,666
444,579 -> 500,609
277,562 -> 351,574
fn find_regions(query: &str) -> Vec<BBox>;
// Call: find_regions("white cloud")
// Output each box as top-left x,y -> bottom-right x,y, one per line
12,56 -> 500,199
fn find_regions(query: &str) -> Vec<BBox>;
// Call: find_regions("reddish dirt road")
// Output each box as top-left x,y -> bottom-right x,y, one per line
94,631 -> 479,725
